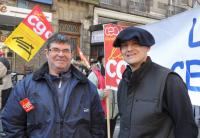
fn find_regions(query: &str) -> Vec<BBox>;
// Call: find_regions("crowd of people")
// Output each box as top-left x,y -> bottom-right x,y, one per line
0,27 -> 199,138
0,57 -> 13,109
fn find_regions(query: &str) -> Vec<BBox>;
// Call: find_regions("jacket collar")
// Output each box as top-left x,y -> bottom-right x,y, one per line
122,56 -> 153,87
33,62 -> 88,83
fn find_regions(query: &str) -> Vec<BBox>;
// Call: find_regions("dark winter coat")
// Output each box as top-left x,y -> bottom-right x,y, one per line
117,57 -> 198,138
1,63 -> 105,138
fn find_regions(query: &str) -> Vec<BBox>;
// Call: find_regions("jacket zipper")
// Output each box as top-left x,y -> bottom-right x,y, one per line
58,78 -> 62,88
129,87 -> 136,138
45,75 -> 64,138
45,74 -> 79,138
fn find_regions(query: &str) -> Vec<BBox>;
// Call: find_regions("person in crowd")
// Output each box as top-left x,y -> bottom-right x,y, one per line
1,33 -> 105,138
0,51 -> 5,57
0,57 -> 12,109
88,54 -> 118,138
113,26 -> 198,138
72,56 -> 90,76
89,58 -> 97,71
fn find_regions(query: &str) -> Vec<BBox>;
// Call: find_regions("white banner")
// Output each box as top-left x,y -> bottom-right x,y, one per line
139,7 -> 200,106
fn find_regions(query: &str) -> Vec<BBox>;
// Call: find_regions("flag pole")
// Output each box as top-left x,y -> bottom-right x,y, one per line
106,96 -> 111,138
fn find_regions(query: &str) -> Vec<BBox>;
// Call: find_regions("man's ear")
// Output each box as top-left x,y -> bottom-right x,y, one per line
45,48 -> 48,53
44,49 -> 49,58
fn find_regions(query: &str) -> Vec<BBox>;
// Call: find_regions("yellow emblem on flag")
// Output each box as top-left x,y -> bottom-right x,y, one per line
3,5 -> 53,62
4,23 -> 44,62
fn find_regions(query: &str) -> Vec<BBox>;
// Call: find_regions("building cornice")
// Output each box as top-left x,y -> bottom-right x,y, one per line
93,7 -> 159,25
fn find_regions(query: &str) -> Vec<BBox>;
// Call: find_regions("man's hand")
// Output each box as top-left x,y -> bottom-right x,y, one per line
103,89 -> 111,98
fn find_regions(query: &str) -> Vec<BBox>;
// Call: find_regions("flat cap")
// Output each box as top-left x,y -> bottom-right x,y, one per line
113,26 -> 155,47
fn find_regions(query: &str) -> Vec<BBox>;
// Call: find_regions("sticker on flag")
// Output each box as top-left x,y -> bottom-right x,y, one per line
20,98 -> 34,112
4,5 -> 53,62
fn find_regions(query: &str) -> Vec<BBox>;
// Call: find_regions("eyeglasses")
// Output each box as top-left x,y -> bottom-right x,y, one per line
48,48 -> 71,54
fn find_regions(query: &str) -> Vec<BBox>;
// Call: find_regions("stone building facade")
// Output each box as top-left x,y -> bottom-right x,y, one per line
0,0 -> 199,73
0,0 -> 97,74
52,0 -> 96,61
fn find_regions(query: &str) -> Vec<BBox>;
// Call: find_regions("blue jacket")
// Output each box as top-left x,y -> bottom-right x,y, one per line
1,63 -> 105,138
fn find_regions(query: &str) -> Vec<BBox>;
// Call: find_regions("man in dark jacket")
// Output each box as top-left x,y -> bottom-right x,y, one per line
113,26 -> 198,138
1,33 -> 105,138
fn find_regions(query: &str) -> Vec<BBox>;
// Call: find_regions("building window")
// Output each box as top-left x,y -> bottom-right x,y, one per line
59,21 -> 81,58
129,0 -> 151,13
68,38 -> 78,51
98,17 -> 119,24
174,0 -> 188,5
166,0 -> 188,16
59,21 -> 80,34
90,45 -> 104,60
17,0 -> 28,8
100,0 -> 112,5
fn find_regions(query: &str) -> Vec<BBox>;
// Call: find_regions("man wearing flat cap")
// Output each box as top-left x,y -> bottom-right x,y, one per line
114,26 -> 198,138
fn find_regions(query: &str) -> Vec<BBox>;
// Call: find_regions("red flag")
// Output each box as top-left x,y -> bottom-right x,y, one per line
77,47 -> 90,68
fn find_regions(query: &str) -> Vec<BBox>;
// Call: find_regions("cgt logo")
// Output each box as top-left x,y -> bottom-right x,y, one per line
104,26 -> 124,36
0,4 -> 7,13
27,15 -> 52,40
106,59 -> 127,86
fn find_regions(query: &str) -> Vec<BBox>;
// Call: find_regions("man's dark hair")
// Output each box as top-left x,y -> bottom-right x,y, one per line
75,56 -> 81,61
44,32 -> 71,49
97,54 -> 104,64
97,54 -> 105,76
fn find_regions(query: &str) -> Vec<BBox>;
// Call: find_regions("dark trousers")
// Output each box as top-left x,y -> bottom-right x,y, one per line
104,116 -> 118,138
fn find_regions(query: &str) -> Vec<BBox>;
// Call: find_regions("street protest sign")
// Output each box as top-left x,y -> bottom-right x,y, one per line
104,24 -> 127,90
103,24 -> 128,138
4,5 -> 53,62
139,7 -> 200,106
